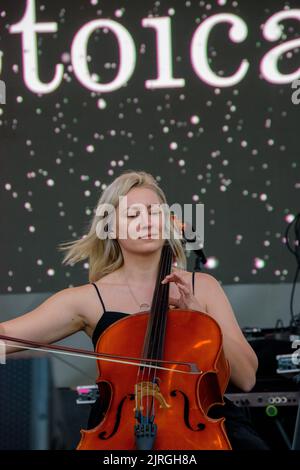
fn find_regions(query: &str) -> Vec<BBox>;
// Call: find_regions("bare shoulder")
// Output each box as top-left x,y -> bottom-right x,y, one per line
67,282 -> 103,314
172,267 -> 218,288
194,272 -> 220,288
55,284 -> 95,323
69,274 -> 118,323
172,268 -> 218,310
192,272 -> 224,305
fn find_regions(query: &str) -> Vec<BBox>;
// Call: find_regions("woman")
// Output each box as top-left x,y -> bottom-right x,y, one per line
0,170 -> 268,449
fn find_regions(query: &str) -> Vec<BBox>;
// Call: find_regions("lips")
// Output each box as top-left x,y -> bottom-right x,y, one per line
139,232 -> 158,239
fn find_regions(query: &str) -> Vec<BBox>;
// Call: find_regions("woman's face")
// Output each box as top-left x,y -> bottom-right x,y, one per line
115,187 -> 166,255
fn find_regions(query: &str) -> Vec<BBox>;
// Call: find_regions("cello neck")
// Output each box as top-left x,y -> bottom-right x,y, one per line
141,243 -> 173,364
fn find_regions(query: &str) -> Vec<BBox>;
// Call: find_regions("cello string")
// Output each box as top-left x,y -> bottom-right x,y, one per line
147,241 -> 171,421
139,245 -> 164,424
151,241 -> 173,420
136,241 -> 168,423
134,216 -> 174,425
134,210 -> 173,427
133,246 -> 165,423
148,210 -> 174,420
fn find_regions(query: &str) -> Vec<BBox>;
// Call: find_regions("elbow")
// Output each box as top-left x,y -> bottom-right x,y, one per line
241,348 -> 258,392
239,374 -> 256,392
230,365 -> 257,392
234,354 -> 258,392
239,360 -> 257,392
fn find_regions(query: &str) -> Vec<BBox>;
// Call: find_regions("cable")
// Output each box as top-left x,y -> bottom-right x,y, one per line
284,212 -> 300,328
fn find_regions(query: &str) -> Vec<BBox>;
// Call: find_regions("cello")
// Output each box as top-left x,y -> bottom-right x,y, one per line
77,242 -> 232,450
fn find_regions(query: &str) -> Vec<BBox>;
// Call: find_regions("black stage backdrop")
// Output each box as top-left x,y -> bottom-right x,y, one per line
0,0 -> 299,292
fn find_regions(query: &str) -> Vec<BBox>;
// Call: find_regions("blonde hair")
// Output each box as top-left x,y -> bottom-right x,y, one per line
57,170 -> 187,282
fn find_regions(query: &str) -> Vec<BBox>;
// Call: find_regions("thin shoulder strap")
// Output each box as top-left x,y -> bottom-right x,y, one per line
91,282 -> 107,313
192,270 -> 195,295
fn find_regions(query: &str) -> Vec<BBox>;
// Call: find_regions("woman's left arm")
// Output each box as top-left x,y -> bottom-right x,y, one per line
162,269 -> 258,392
195,273 -> 258,392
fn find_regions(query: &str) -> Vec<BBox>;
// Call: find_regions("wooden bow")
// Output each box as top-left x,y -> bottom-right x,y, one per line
0,334 -> 201,375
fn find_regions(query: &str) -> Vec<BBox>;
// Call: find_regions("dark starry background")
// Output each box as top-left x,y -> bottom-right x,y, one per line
0,0 -> 299,293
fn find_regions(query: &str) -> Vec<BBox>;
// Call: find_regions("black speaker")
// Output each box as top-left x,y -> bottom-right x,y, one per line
0,354 -> 61,450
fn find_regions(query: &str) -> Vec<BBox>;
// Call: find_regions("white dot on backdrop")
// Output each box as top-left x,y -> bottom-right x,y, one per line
170,142 -> 178,150
265,119 -> 271,128
61,52 -> 71,63
46,179 -> 55,187
206,257 -> 219,269
47,268 -> 55,276
285,214 -> 295,223
190,115 -> 200,125
254,258 -> 265,269
115,9 -> 124,17
80,175 -> 89,181
97,98 -> 107,109
86,145 -> 95,153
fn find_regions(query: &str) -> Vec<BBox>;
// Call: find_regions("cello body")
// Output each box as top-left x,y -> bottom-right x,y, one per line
77,309 -> 232,450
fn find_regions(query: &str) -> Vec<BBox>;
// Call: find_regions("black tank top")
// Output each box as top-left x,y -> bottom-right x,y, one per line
86,270 -> 269,450
90,270 -> 197,348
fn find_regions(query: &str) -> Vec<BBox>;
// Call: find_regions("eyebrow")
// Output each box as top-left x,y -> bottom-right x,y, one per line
127,203 -> 159,210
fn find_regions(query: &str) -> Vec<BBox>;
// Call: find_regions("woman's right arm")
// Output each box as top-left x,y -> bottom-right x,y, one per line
0,286 -> 88,354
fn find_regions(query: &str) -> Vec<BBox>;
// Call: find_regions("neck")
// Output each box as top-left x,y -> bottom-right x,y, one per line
119,247 -> 163,284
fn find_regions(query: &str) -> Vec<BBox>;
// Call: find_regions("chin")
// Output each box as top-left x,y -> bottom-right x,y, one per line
137,240 -> 163,252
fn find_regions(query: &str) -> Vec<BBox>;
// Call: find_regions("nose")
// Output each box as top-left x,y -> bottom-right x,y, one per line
139,210 -> 153,234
